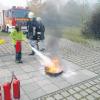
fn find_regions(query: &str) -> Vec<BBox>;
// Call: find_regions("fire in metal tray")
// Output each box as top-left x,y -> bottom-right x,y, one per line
45,57 -> 63,76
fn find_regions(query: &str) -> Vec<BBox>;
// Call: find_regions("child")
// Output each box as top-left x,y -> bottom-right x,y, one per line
10,26 -> 26,63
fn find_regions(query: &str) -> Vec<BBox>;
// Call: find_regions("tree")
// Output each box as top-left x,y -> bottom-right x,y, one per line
61,0 -> 91,27
27,0 -> 91,28
82,6 -> 100,39
27,0 -> 44,15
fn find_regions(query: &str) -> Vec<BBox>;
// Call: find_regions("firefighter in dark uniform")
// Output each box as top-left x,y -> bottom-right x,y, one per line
35,17 -> 45,51
27,12 -> 37,55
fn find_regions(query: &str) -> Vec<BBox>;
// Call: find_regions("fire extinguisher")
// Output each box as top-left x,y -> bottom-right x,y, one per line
3,82 -> 12,100
13,79 -> 20,99
12,72 -> 20,99
0,85 -> 2,100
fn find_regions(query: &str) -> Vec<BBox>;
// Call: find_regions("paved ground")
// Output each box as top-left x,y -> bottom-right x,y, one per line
0,36 -> 100,100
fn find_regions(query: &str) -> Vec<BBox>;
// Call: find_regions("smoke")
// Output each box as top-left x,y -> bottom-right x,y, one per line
28,0 -> 93,56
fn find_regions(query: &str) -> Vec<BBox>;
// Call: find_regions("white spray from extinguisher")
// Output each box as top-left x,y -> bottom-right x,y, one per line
30,46 -> 54,67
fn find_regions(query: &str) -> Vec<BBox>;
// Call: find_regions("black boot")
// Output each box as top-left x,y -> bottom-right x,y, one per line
40,48 -> 45,51
29,51 -> 35,55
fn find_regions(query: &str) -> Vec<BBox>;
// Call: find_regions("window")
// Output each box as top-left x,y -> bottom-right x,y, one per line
12,9 -> 29,18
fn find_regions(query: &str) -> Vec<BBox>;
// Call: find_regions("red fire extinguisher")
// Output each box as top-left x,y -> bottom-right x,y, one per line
16,41 -> 21,53
0,85 -> 2,100
13,79 -> 20,99
12,72 -> 20,99
3,82 -> 12,100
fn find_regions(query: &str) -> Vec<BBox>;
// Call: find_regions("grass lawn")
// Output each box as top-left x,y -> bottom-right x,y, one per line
62,27 -> 89,44
62,27 -> 100,49
0,31 -> 9,36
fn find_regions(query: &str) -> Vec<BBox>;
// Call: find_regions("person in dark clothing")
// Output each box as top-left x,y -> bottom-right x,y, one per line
27,12 -> 37,55
35,17 -> 45,51
27,18 -> 37,40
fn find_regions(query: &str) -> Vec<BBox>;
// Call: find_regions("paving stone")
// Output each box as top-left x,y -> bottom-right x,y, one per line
85,89 -> 93,94
22,83 -> 40,93
64,69 -> 97,85
80,91 -> 88,97
86,95 -> 95,100
54,94 -> 63,100
21,65 -> 35,72
74,93 -> 82,99
20,94 -> 30,100
81,98 -> 87,100
73,87 -> 81,92
90,86 -> 99,91
98,78 -> 100,81
79,85 -> 87,89
37,80 -> 51,87
89,81 -> 96,85
68,89 -> 76,94
46,97 -> 55,100
97,90 -> 100,94
91,92 -> 100,98
84,83 -> 92,87
28,89 -> 46,99
67,96 -> 76,100
95,85 -> 100,89
93,79 -> 100,83
53,81 -> 71,89
60,91 -> 70,97
62,99 -> 67,100
42,84 -> 59,94
17,74 -> 31,80
20,79 -> 34,85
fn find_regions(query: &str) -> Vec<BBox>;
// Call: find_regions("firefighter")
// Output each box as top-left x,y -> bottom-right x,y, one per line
27,12 -> 37,55
36,17 -> 45,51
10,26 -> 26,63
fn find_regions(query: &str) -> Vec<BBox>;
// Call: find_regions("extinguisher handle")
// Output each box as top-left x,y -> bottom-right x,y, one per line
12,72 -> 17,79
10,72 -> 17,85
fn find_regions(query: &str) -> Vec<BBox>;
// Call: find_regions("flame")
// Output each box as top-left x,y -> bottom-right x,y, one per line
45,57 -> 61,73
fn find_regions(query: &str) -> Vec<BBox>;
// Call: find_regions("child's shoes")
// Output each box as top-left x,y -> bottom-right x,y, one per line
15,60 -> 23,63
